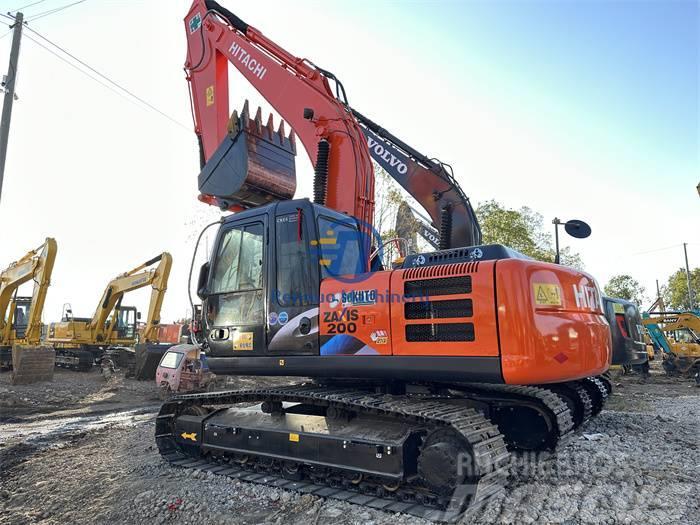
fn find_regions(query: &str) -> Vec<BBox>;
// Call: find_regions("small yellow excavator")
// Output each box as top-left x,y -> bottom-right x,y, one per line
46,253 -> 173,375
0,238 -> 58,384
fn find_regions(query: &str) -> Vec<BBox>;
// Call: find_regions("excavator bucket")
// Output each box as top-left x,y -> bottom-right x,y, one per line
198,100 -> 297,210
11,344 -> 55,385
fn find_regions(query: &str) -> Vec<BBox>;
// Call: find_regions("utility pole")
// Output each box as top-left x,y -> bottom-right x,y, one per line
0,11 -> 23,206
683,242 -> 694,309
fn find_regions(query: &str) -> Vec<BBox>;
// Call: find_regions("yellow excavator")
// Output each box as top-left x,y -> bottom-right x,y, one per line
0,238 -> 58,384
642,311 -> 700,384
46,252 -> 173,374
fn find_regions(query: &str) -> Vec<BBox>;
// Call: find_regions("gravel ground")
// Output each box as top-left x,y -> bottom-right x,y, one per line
0,363 -> 698,525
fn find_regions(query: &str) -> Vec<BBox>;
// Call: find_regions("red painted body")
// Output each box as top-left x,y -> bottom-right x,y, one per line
184,1 -> 610,386
319,260 -> 610,384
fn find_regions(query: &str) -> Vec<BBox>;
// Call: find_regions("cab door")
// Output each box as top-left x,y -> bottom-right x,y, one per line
205,215 -> 267,356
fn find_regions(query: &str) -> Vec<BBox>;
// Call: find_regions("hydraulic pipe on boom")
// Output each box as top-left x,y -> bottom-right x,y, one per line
186,0 -> 374,235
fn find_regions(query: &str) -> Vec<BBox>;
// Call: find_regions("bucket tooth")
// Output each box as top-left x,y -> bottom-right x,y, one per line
289,130 -> 297,155
266,114 -> 275,140
254,107 -> 263,134
241,99 -> 250,124
277,120 -> 286,144
228,109 -> 240,134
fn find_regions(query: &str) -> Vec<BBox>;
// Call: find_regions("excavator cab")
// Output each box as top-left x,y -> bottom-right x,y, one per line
113,306 -> 138,339
198,198 -> 367,361
9,297 -> 31,339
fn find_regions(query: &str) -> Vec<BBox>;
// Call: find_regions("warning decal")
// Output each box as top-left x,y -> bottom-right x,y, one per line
206,85 -> 214,106
232,331 -> 254,351
533,283 -> 562,306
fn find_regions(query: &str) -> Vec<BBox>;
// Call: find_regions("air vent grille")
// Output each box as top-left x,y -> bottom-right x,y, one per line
403,261 -> 479,280
404,299 -> 473,319
404,275 -> 471,298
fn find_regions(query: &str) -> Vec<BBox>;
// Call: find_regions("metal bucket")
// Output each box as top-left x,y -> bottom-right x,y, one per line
198,100 -> 296,210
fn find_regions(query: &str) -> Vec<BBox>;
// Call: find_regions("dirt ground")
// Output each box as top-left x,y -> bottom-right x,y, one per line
0,363 -> 698,525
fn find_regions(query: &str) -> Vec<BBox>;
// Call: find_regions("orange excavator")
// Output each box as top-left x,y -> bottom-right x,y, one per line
156,2 -> 612,519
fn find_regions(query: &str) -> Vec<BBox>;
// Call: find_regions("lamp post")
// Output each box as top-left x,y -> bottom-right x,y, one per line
552,217 -> 591,264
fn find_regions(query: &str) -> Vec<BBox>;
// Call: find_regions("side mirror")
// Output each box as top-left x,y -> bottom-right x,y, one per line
137,312 -> 142,320
197,262 -> 210,300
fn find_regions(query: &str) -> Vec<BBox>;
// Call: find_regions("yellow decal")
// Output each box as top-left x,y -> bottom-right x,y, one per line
232,331 -> 254,351
533,283 -> 562,306
613,303 -> 625,314
181,432 -> 197,441
279,359 -> 285,366
289,433 -> 300,442
206,85 -> 214,106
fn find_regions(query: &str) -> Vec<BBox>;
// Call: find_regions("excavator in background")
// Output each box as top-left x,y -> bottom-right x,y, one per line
155,2 -> 612,520
642,311 -> 700,384
0,238 -> 57,384
601,297 -> 649,376
46,253 -> 173,377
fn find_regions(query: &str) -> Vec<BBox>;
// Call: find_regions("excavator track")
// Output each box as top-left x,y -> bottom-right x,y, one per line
540,381 -> 593,430
444,383 -> 575,451
54,348 -> 94,371
156,384 -> 511,522
579,376 -> 610,416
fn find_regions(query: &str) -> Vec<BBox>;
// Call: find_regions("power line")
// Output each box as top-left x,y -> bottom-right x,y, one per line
1,14 -> 190,131
28,0 -> 89,22
626,244 -> 683,257
23,32 -> 145,108
10,0 -> 47,12
23,24 -> 190,130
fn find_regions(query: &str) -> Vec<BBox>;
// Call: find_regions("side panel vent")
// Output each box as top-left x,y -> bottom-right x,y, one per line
404,276 -> 472,298
403,261 -> 479,280
406,323 -> 475,342
404,299 -> 473,319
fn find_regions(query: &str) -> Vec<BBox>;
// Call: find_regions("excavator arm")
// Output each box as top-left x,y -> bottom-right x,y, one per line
0,238 -> 57,344
185,0 -> 374,230
186,0 -> 481,251
89,253 -> 172,343
353,109 -> 482,248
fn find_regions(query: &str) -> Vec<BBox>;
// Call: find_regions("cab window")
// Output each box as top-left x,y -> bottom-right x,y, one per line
207,222 -> 264,326
276,213 -> 312,306
317,217 -> 363,278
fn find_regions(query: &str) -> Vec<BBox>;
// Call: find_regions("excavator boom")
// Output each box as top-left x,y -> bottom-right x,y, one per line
0,238 -> 57,345
0,238 -> 57,383
89,253 -> 173,343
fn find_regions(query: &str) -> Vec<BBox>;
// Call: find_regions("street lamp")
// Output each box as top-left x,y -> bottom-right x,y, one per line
552,217 -> 591,264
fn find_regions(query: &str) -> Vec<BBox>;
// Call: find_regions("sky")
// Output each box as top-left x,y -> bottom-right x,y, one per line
0,0 -> 697,322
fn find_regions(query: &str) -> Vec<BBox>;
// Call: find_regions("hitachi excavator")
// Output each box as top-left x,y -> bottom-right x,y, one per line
0,238 -> 57,384
156,2 -> 612,520
46,253 -> 172,373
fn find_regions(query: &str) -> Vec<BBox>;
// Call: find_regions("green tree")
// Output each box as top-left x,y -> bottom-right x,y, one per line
663,267 -> 700,310
476,200 -> 584,269
603,274 -> 646,305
